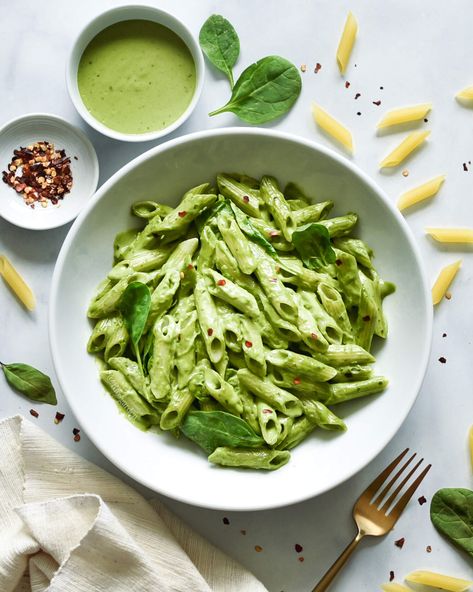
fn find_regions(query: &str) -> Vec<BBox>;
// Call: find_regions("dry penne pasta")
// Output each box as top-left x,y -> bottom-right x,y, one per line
0,255 -> 35,311
397,175 -> 445,211
456,86 -> 473,101
377,103 -> 432,129
312,103 -> 353,152
432,260 -> 461,305
336,12 -> 358,74
379,131 -> 430,168
405,570 -> 473,591
426,228 -> 473,243
381,584 -> 411,592
469,425 -> 473,471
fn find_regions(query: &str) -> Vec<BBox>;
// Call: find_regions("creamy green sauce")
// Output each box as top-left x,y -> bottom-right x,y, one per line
78,20 -> 196,134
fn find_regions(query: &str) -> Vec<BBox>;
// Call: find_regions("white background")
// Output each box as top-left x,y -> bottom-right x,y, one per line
1,1 -> 473,590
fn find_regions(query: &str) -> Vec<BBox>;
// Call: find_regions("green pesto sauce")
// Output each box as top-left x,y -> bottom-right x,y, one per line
77,20 -> 196,134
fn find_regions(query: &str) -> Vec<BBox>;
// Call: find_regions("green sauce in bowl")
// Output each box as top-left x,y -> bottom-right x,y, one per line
77,20 -> 196,135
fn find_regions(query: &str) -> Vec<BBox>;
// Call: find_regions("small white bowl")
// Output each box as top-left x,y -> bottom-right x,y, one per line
66,5 -> 204,142
0,113 -> 99,231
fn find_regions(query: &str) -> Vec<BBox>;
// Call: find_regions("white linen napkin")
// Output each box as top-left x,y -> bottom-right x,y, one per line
0,415 -> 268,592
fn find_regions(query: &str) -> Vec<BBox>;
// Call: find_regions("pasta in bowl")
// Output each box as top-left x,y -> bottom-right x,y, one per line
50,129 -> 431,509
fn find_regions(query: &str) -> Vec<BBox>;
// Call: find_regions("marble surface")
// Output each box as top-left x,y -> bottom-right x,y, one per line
1,1 -> 473,590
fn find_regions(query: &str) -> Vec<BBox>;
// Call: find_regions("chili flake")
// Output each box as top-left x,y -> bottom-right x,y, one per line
310,333 -> 318,340
356,112 -> 362,116
178,211 -> 187,218
207,328 -> 214,336
389,571 -> 395,582
54,412 -> 65,424
245,340 -> 253,348
442,332 -> 447,337
426,545 -> 432,553
298,557 -> 305,563
217,279 -> 226,286
445,291 -> 452,300
243,195 -> 250,203
295,543 -> 303,553
269,230 -> 280,238
438,357 -> 446,364
354,93 -> 361,99
463,163 -> 468,172
345,81 -> 350,88
29,409 -> 39,418
372,100 -> 382,106
418,495 -> 427,505
335,259 -> 343,266
74,433 -> 81,442
314,62 -> 322,73
2,141 -> 73,208
72,427 -> 80,435
362,315 -> 371,322
187,264 -> 194,270
293,377 -> 302,385
222,517 -> 230,525
254,545 -> 263,552
424,118 -> 429,123
262,408 -> 273,414
394,537 -> 405,548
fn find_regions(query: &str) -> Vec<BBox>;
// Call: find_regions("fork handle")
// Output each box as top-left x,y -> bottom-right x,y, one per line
312,530 -> 365,592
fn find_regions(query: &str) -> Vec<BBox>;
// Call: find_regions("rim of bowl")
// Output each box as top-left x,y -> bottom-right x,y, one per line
0,112 -> 99,231
66,5 -> 205,143
49,127 -> 433,510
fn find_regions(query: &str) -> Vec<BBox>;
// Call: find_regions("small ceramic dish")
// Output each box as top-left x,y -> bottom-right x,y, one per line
0,113 -> 98,231
66,5 -> 204,142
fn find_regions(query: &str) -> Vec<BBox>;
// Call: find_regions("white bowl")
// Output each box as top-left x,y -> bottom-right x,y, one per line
50,129 -> 432,510
66,5 -> 204,142
0,113 -> 98,230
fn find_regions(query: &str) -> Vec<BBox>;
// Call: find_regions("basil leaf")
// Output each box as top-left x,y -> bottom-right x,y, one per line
431,488 -> 473,559
118,282 -> 151,347
2,362 -> 57,405
292,223 -> 336,270
181,410 -> 264,454
199,14 -> 240,87
229,201 -> 278,257
209,55 -> 302,124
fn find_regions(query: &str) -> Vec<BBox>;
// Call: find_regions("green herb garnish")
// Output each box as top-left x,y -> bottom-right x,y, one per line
430,488 -> 473,559
199,14 -> 240,87
118,282 -> 151,373
1,362 -> 57,405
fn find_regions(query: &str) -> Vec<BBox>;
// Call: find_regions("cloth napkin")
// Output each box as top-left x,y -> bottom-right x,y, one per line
0,415 -> 268,592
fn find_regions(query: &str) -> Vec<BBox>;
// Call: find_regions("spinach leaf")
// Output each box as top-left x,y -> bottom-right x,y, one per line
118,282 -> 151,372
431,488 -> 473,559
229,201 -> 278,257
292,223 -> 336,270
209,55 -> 302,124
1,362 -> 57,405
199,14 -> 240,87
181,410 -> 264,454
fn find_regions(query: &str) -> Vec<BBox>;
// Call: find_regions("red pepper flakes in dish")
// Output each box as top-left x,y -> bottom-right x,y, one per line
178,211 -> 187,218
438,357 -> 446,364
394,537 -> 405,548
222,517 -> 230,525
2,141 -> 73,208
293,377 -> 301,385
217,279 -> 226,286
243,195 -> 250,203
54,412 -> 65,424
254,545 -> 263,552
389,571 -> 395,582
418,495 -> 427,505
314,62 -> 322,73
207,328 -> 214,336
245,340 -> 253,348
295,543 -> 303,553
29,409 -> 39,418
310,333 -> 318,340
262,408 -> 272,414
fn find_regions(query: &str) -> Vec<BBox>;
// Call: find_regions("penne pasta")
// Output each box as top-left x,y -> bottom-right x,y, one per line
456,85 -> 473,101
381,583 -> 411,592
336,11 -> 358,74
405,570 -> 473,591
432,260 -> 461,305
312,103 -> 354,152
0,255 -> 35,311
377,103 -> 432,129
469,425 -> 473,471
379,131 -> 430,168
397,175 -> 445,211
426,228 -> 473,243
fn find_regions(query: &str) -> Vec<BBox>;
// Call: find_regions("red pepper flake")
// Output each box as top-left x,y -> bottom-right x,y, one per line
269,230 -> 280,238
372,100 -> 382,106
243,195 -> 250,203
295,543 -> 303,553
345,81 -> 350,88
310,333 -> 318,340
424,118 -> 429,123
389,571 -> 395,582
356,112 -> 362,116
254,545 -> 263,552
74,433 -> 81,442
73,155 -> 79,161
354,93 -> 361,100
438,357 -> 446,364
380,86 -> 384,90
262,408 -> 273,414
314,62 -> 322,73
445,291 -> 452,300
187,264 -> 194,270
72,427 -> 80,435
54,412 -> 65,424
394,537 -> 405,548
240,529 -> 247,535
207,328 -> 214,337
245,340 -> 253,348
298,557 -> 305,563
362,315 -> 371,322
293,377 -> 302,385
442,332 -> 447,338
335,259 -> 343,266
29,409 -> 39,418
463,163 -> 468,172
217,279 -> 226,286
178,210 -> 187,218
426,545 -> 432,553
222,517 -> 230,525
418,495 -> 427,505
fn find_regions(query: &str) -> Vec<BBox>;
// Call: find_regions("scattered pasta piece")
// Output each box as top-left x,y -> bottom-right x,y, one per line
432,260 -> 461,305
426,227 -> 473,243
469,425 -> 473,471
397,175 -> 445,211
379,131 -> 430,168
312,103 -> 354,152
336,12 -> 358,74
405,570 -> 473,591
381,584 -> 411,592
377,103 -> 432,129
456,86 -> 473,101
0,255 -> 35,311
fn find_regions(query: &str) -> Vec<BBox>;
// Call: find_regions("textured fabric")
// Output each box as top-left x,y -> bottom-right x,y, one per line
0,415 -> 268,592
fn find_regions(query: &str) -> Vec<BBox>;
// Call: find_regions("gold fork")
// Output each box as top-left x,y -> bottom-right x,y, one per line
312,448 -> 431,592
